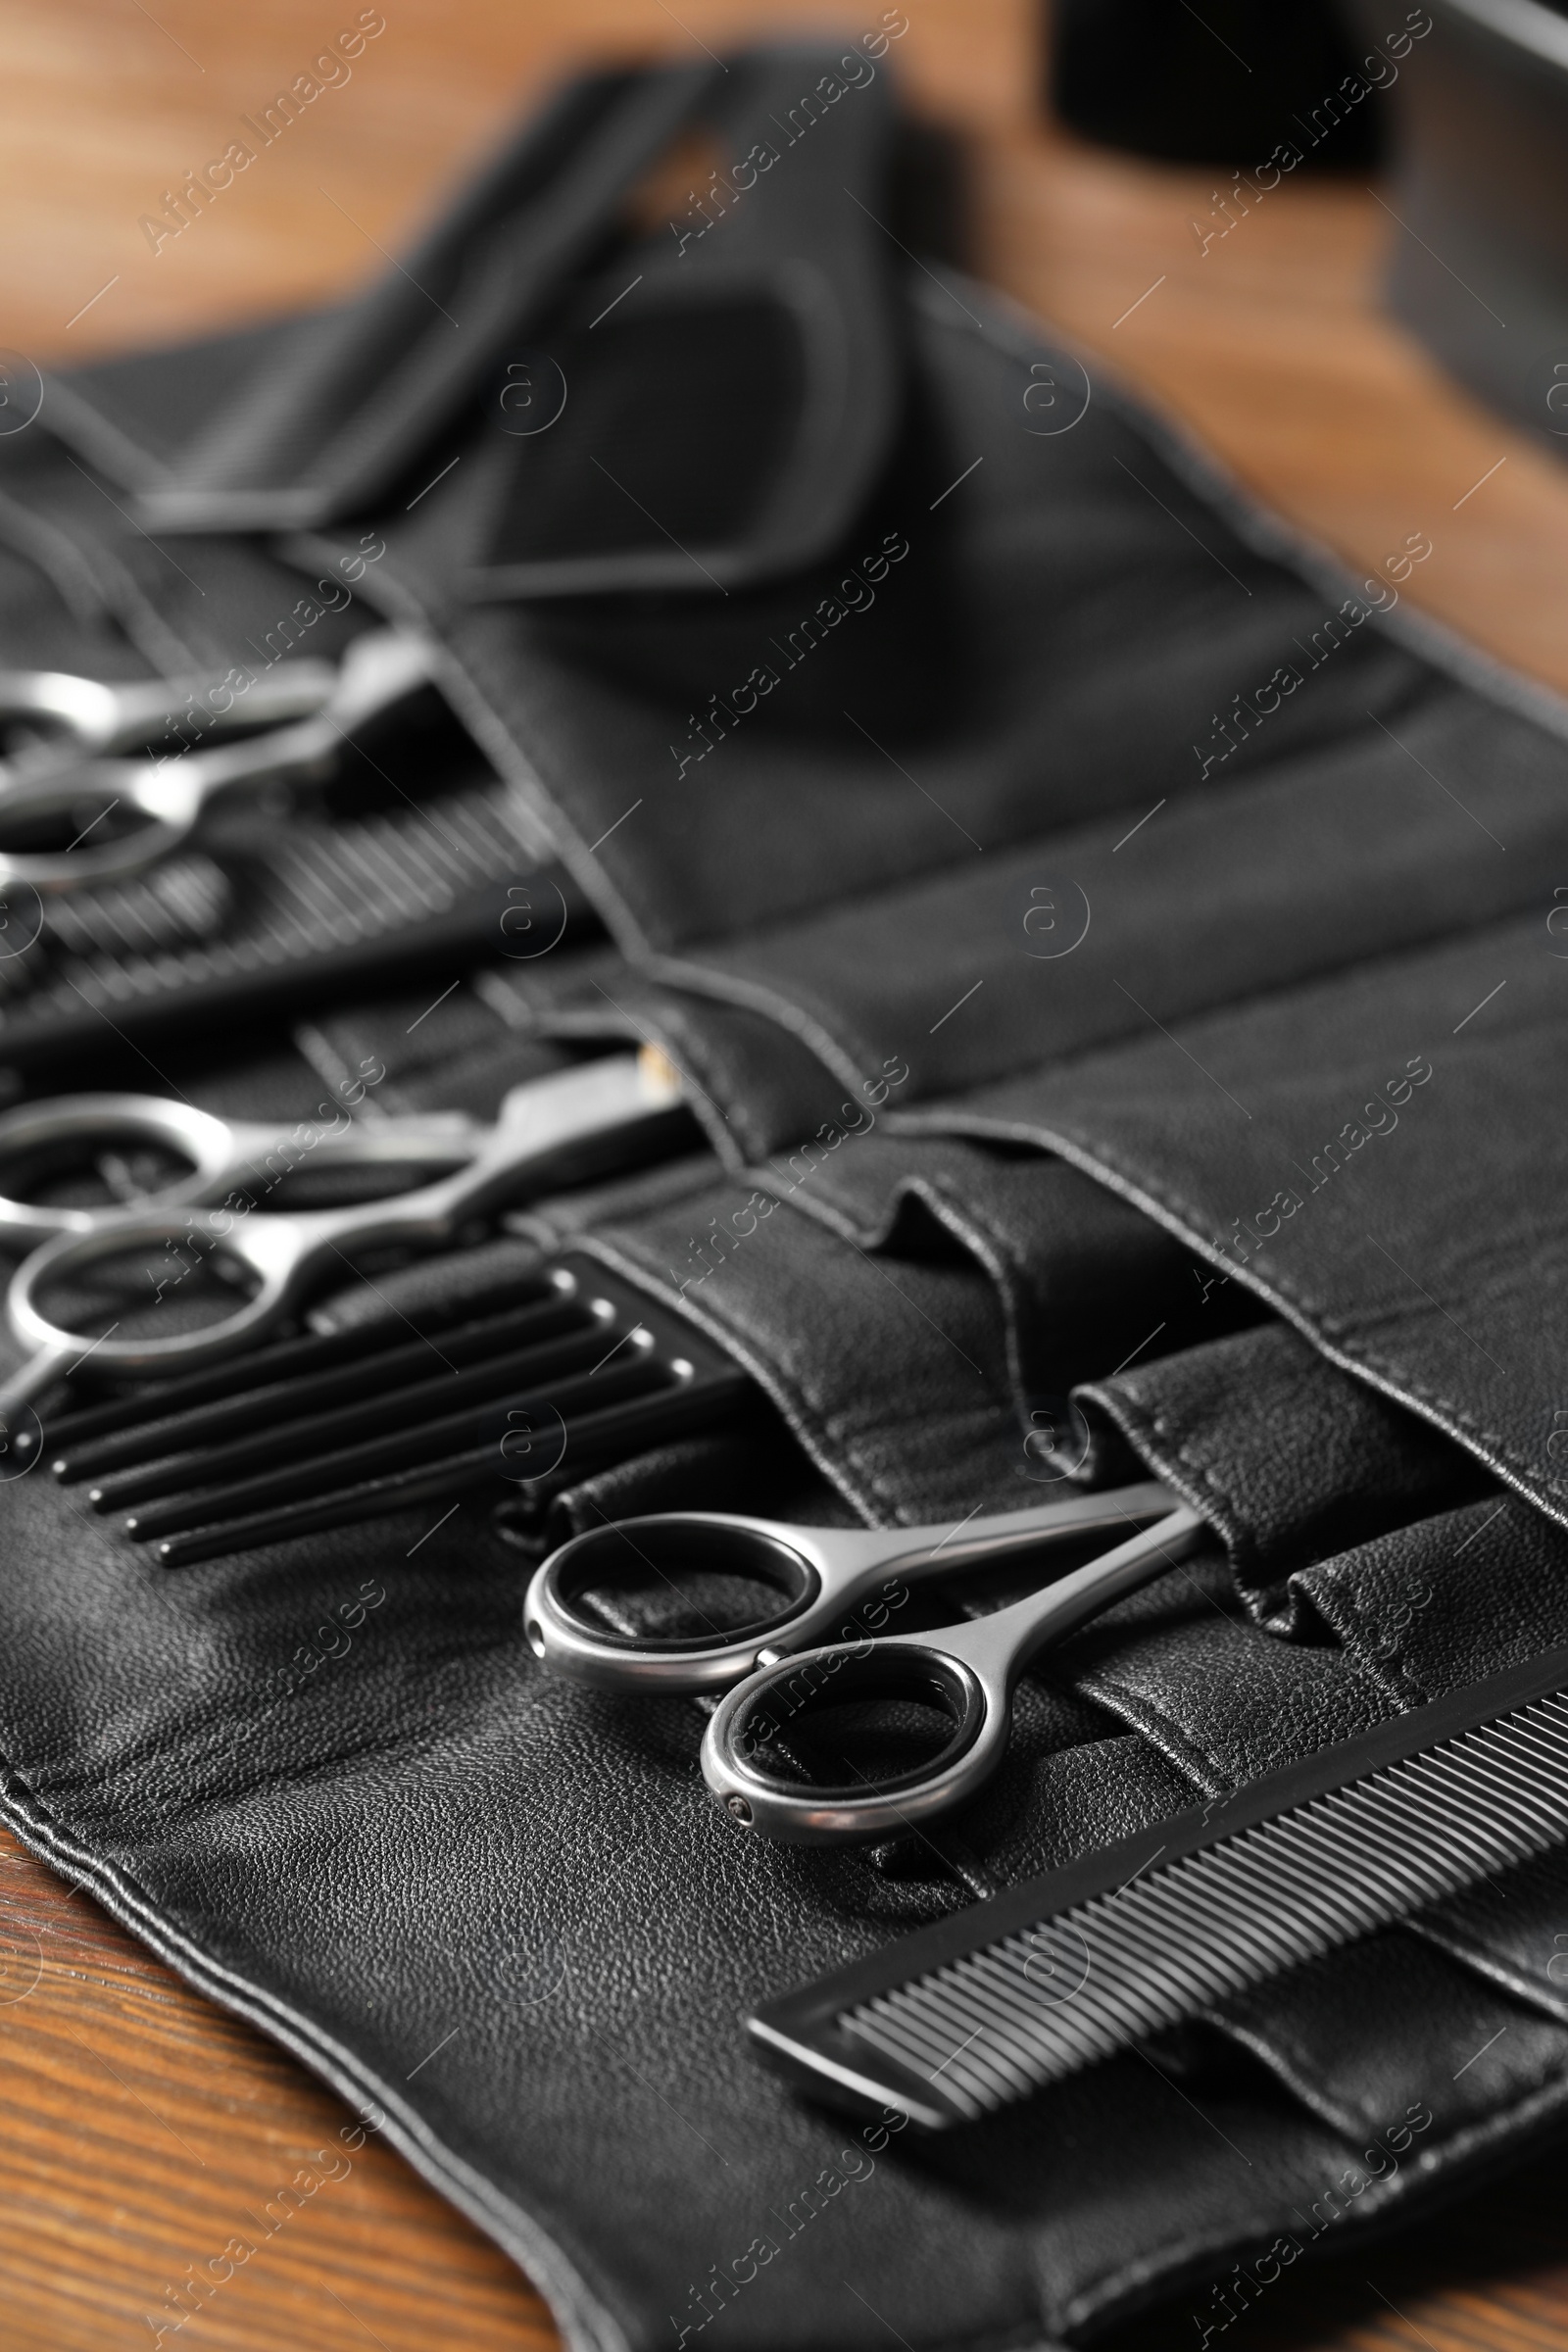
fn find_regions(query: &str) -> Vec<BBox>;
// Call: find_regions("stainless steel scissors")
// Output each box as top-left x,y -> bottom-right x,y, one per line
0,657 -> 337,764
0,628 -> 435,894
0,1090 -> 484,1248
0,1051 -> 689,1415
524,1489 -> 1204,1843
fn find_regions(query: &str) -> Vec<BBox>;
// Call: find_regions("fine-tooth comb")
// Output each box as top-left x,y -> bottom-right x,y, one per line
749,1645 -> 1568,2129
46,1254 -> 751,1566
0,786 -> 587,1072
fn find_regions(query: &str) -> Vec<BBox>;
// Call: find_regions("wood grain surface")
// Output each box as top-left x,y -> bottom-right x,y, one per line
2,2 -> 1567,2347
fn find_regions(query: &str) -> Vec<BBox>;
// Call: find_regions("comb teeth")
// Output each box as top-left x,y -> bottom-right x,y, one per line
16,781 -> 548,1032
749,1652 -> 1568,2130
845,1698 -> 1568,2120
44,1263 -> 566,1456
44,1254 -> 751,1566
48,1275 -> 575,1474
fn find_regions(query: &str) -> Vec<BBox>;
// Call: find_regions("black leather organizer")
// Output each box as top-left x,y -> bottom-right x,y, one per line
3,43 -> 1568,2352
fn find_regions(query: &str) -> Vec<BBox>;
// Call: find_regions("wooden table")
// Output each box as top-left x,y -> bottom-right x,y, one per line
3,4 -> 1567,2346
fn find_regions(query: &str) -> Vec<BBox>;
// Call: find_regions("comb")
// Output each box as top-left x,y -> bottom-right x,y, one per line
0,779 -> 587,1072
45,1253 -> 751,1565
749,1645 -> 1568,2129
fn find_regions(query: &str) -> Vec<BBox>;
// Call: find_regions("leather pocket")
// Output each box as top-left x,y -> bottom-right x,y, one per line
581,1164 -> 1022,1525
1073,1320 -> 1493,1623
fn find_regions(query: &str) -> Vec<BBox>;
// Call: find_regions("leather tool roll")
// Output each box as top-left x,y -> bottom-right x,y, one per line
4,38 -> 1568,2352
5,1156 -> 1567,2352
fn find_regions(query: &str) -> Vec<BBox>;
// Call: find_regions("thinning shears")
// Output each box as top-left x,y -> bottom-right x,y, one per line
0,628 -> 435,894
0,1090 -> 485,1250
525,1490 -> 1205,1844
0,656 -> 337,764
0,1052 -> 691,1416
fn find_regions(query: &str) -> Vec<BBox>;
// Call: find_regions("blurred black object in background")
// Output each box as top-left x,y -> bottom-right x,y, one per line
1050,0 -> 1386,168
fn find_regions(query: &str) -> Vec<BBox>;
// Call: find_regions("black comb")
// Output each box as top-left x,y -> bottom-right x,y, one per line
0,785 -> 589,1071
750,1645 -> 1568,2129
46,1253 -> 751,1565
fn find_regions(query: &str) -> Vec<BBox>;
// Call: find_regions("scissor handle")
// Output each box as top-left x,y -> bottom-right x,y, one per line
4,1054 -> 686,1388
0,630 -> 436,894
0,1095 -> 242,1245
5,1176 -> 472,1388
0,757 -> 204,892
0,717 -> 343,891
0,660 -> 338,759
0,671 -> 146,755
8,1208 -> 318,1382
526,1515 -> 837,1693
524,1483 -> 1181,1695
0,1095 -> 487,1249
700,1507 -> 1206,1843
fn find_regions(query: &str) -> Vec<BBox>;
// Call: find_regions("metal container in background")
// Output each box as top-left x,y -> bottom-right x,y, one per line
1358,0 -> 1568,452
